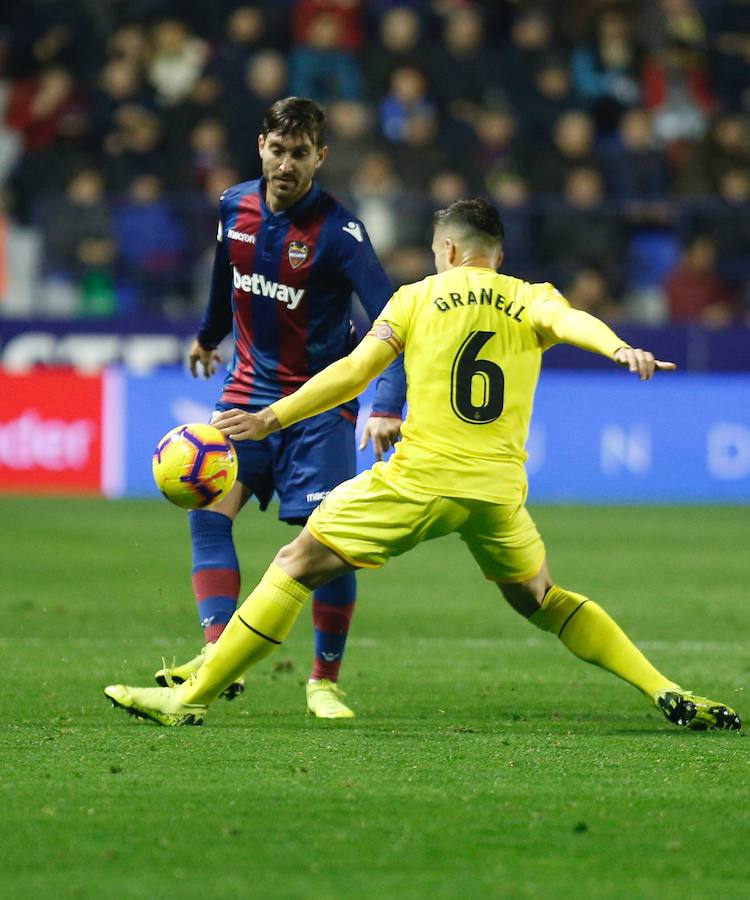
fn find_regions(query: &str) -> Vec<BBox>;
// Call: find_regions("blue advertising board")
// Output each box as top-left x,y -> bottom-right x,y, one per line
117,371 -> 750,503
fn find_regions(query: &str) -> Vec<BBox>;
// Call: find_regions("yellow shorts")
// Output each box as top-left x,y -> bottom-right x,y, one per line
307,462 -> 546,583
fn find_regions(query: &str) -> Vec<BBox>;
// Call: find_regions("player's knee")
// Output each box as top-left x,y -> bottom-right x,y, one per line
274,539 -> 303,573
273,533 -> 330,589
498,567 -> 552,619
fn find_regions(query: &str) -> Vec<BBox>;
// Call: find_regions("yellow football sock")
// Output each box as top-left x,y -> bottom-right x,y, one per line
177,563 -> 310,705
530,585 -> 680,699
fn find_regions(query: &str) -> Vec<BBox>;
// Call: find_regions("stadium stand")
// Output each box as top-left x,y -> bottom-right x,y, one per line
0,0 -> 748,330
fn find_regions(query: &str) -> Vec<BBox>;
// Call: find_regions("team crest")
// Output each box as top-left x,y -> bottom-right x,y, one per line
288,241 -> 309,269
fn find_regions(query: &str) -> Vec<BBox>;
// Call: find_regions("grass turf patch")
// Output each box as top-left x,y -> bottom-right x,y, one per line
0,498 -> 748,898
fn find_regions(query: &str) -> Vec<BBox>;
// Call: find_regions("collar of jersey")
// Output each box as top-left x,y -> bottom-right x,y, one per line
258,177 -> 320,222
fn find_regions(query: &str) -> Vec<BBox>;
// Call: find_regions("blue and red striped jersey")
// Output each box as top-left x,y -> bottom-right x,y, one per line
197,177 -> 405,416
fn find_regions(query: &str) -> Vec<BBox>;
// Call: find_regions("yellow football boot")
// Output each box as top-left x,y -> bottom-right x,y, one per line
154,643 -> 245,700
104,684 -> 206,727
655,689 -> 741,731
306,679 -> 355,719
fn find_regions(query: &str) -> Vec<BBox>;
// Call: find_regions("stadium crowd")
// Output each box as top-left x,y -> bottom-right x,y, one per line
0,0 -> 748,326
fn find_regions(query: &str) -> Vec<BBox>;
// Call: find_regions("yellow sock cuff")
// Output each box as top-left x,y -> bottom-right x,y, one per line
264,562 -> 311,604
236,563 -> 310,644
530,585 -> 589,635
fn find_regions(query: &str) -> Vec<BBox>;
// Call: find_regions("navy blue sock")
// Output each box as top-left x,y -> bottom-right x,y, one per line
311,572 -> 356,681
189,509 -> 240,643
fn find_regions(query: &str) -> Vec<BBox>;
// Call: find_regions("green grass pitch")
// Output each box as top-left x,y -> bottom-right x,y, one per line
1,497 -> 748,899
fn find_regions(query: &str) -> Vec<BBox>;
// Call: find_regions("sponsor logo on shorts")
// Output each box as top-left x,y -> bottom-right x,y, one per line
306,490 -> 329,503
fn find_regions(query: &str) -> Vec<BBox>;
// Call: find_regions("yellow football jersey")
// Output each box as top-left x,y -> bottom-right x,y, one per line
374,266 -> 567,504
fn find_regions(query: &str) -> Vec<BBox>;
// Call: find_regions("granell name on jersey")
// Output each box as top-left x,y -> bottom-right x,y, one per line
433,288 -> 524,321
232,266 -> 305,310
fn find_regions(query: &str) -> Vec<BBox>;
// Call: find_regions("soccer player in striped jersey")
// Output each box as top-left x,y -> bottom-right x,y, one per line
153,97 -> 405,718
109,198 -> 740,732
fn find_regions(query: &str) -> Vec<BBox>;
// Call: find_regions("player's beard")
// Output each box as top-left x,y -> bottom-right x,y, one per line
267,172 -> 312,209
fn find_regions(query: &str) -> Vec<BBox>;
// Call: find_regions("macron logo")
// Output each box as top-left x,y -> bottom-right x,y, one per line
227,228 -> 256,244
342,221 -> 363,242
232,267 -> 305,310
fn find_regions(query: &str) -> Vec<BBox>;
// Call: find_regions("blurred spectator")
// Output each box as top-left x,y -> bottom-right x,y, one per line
207,6 -> 270,89
386,245 -> 433,288
639,0 -> 707,52
221,50 -> 289,177
364,6 -> 429,101
488,172 -> 533,276
184,118 -> 234,189
538,167 -> 622,285
679,112 -> 750,195
469,108 -> 525,193
349,151 -> 402,255
4,3 -> 103,79
380,66 -> 434,141
389,110 -> 453,191
293,0 -> 364,51
40,168 -> 117,316
571,9 -> 642,131
428,5 -> 501,122
564,266 -> 623,321
90,58 -> 154,146
643,41 -> 715,146
4,66 -> 89,223
529,110 -> 601,193
318,101 -> 381,194
496,8 -> 556,108
102,105 -> 174,192
289,12 -> 364,101
524,55 -> 577,142
113,175 -> 188,315
108,24 -> 149,68
5,67 -> 85,154
703,0 -> 750,111
664,235 -> 736,326
687,169 -> 750,285
599,107 -> 670,200
147,19 -> 209,107
429,170 -> 469,209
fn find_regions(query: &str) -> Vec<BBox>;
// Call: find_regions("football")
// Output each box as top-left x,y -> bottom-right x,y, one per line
152,423 -> 238,509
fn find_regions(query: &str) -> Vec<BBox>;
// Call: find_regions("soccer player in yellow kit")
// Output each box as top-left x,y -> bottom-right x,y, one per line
105,199 -> 740,732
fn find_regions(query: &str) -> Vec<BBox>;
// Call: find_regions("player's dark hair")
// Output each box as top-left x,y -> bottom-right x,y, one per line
262,97 -> 326,148
433,198 -> 505,249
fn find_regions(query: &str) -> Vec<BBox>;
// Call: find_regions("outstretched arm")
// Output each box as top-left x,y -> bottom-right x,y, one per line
531,300 -> 676,380
213,336 -> 398,441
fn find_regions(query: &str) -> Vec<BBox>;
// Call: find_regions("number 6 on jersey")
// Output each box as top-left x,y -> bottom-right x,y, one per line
450,330 -> 505,424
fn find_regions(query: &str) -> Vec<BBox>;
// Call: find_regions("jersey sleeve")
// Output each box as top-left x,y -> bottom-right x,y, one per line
333,217 -> 406,417
529,286 -> 627,359
196,210 -> 233,350
270,336 -> 396,429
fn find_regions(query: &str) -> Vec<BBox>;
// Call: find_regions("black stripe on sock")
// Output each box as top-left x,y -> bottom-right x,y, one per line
558,600 -> 589,639
238,615 -> 282,644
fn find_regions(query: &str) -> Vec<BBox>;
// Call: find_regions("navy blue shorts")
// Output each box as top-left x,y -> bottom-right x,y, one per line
213,403 -> 356,525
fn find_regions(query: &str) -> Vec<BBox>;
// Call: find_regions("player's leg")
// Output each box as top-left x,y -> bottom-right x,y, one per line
277,410 -> 359,717
106,528 -> 353,726
307,573 -> 358,717
155,407 -> 274,698
106,467 -> 464,725
153,479 -> 247,686
174,527 -> 355,706
462,502 -> 740,730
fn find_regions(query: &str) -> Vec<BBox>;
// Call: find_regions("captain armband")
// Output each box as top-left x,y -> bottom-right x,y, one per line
368,321 -> 404,356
